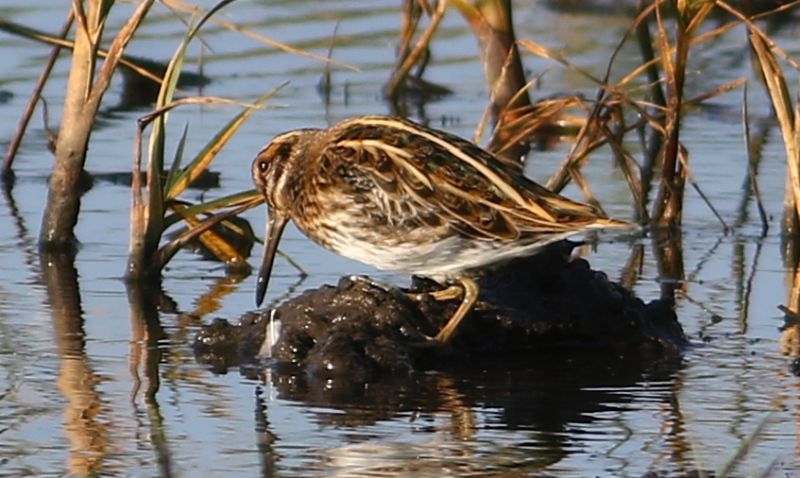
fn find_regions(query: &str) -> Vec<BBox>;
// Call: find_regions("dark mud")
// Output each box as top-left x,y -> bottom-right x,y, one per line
195,241 -> 687,379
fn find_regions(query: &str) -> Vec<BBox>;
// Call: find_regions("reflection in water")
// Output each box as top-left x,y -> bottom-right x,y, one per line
733,236 -> 764,334
2,179 -> 38,275
254,385 -> 279,477
190,271 -> 250,318
779,215 -> 800,462
658,381 -> 692,473
620,242 -> 644,290
781,232 -> 800,370
738,113 -> 772,234
127,282 -> 173,478
3,0 -> 800,475
782,222 -> 800,360
255,353 -> 682,476
40,250 -> 109,476
434,375 -> 476,442
651,226 -> 685,302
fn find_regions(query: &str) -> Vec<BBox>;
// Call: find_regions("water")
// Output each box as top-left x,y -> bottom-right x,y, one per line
0,1 -> 799,476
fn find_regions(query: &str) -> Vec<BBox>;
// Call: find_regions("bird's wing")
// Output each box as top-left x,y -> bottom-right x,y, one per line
322,116 -> 623,241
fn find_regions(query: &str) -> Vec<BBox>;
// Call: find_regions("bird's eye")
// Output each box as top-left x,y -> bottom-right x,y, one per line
258,160 -> 268,172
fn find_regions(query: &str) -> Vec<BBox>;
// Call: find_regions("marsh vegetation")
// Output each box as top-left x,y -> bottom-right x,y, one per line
1,1 -> 800,476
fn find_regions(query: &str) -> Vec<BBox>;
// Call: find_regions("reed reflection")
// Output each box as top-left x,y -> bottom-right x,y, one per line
253,353 -> 681,475
41,250 -> 109,476
254,384 -> 279,478
651,226 -> 685,302
127,281 -> 173,478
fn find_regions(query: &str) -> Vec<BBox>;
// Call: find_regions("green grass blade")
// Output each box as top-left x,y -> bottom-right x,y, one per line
164,82 -> 287,201
164,122 -> 190,193
153,194 -> 261,272
169,201 -> 254,269
143,0 -> 238,261
163,189 -> 262,229
143,114 -> 167,251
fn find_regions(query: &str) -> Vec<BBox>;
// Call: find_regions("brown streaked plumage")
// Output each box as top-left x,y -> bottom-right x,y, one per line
252,115 -> 634,344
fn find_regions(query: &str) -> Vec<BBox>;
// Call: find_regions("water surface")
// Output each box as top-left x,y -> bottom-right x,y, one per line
0,1 -> 798,476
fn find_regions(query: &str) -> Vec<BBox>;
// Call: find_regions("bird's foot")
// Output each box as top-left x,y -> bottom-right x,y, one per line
407,284 -> 464,303
344,274 -> 393,292
408,334 -> 447,349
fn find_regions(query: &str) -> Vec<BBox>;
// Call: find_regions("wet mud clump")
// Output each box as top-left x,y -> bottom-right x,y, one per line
195,242 -> 687,378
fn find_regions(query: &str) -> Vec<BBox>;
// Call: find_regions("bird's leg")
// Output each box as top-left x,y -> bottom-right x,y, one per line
433,276 -> 478,344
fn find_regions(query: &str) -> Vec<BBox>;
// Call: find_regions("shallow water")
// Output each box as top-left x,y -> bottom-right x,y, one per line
1,1 -> 799,476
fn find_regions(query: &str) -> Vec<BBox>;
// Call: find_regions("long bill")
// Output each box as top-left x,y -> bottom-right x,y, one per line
255,211 -> 289,307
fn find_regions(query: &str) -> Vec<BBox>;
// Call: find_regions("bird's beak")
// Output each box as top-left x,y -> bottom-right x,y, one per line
255,211 -> 289,307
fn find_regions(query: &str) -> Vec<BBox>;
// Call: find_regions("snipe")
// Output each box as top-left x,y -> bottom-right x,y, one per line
252,115 -> 633,344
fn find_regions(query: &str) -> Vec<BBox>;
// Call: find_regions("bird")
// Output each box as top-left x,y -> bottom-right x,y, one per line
251,115 -> 634,344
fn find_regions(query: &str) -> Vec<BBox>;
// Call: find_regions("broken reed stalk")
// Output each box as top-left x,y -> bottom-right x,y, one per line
677,146 -> 729,232
741,85 -> 770,235
153,197 -> 261,272
0,17 -> 165,87
129,116 -> 148,280
127,41 -> 281,281
318,21 -> 341,104
651,225 -> 685,301
520,31 -> 659,197
634,3 -> 666,109
127,95 -> 257,279
2,11 -> 74,180
650,3 -> 693,227
620,243 -> 644,291
471,0 -> 530,117
633,4 -> 665,223
450,0 -> 532,162
518,1 -> 741,231
130,0 -> 246,281
384,0 -> 446,100
40,0 -> 155,249
397,0 -> 425,67
748,27 -> 800,236
479,52 -> 537,169
598,116 -> 649,222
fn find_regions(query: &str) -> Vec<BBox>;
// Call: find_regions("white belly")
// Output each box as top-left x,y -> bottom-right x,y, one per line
321,225 -> 577,277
